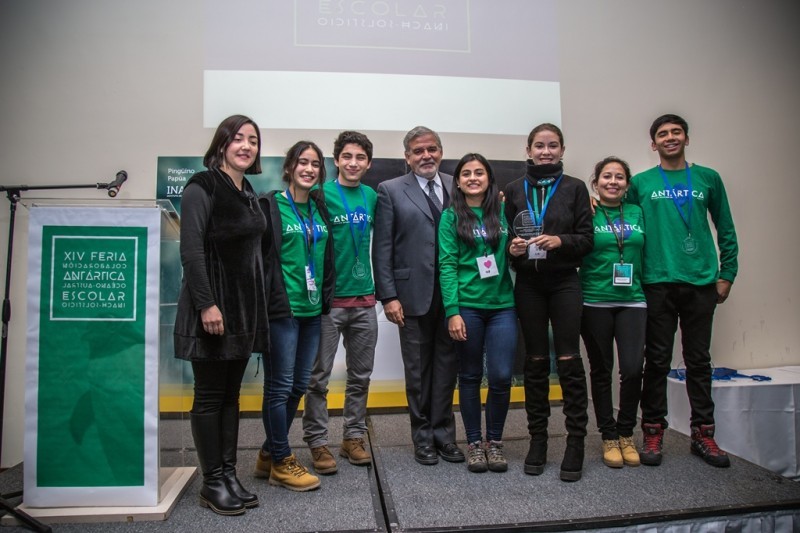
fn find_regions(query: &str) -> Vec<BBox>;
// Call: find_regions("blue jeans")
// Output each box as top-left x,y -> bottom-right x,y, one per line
262,316 -> 321,462
456,307 -> 518,443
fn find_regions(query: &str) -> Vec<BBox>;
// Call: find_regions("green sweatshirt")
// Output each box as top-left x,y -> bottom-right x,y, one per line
628,164 -> 738,286
580,203 -> 646,303
322,180 -> 377,298
277,193 -> 329,317
438,206 -> 515,317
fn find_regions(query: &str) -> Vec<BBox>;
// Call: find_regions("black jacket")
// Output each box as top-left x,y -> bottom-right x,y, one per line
503,161 -> 594,275
259,189 -> 335,320
174,170 -> 269,360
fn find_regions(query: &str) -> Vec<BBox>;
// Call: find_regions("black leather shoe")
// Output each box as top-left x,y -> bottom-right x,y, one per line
437,443 -> 465,463
414,446 -> 439,465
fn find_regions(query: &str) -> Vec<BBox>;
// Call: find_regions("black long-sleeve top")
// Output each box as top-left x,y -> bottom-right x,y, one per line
503,161 -> 594,275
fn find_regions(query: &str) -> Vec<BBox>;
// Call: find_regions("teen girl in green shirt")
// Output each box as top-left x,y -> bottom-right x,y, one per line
438,153 -> 525,473
580,156 -> 645,470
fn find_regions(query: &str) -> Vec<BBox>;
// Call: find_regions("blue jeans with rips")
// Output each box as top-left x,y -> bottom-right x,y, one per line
261,315 -> 321,462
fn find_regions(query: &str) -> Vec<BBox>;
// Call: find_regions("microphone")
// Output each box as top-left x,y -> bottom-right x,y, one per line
106,170 -> 128,197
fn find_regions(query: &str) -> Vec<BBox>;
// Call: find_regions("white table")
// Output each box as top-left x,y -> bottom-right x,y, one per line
667,366 -> 800,480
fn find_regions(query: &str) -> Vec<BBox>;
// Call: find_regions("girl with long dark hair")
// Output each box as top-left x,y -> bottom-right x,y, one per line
256,141 -> 334,491
439,153 -> 524,473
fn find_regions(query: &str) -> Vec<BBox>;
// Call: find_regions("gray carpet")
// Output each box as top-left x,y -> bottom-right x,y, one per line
2,406 -> 799,532
372,409 -> 800,530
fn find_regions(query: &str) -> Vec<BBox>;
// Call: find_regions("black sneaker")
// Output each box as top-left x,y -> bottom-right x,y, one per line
640,423 -> 664,466
690,425 -> 730,468
524,434 -> 547,475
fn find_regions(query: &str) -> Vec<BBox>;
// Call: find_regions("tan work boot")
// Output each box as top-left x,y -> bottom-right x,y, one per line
619,436 -> 640,467
602,439 -> 623,468
254,449 -> 272,479
269,454 -> 320,491
311,445 -> 338,474
340,437 -> 372,465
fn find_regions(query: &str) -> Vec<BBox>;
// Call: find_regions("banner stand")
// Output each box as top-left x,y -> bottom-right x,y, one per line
3,199 -> 197,525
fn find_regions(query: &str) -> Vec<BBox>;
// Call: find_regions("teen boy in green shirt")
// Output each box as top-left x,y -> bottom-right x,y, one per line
302,131 -> 379,474
628,114 -> 738,468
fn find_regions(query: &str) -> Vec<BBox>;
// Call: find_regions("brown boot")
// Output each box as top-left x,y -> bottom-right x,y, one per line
340,437 -> 372,466
311,445 -> 338,474
602,439 -> 623,468
254,449 -> 272,479
269,454 -> 321,491
619,436 -> 640,467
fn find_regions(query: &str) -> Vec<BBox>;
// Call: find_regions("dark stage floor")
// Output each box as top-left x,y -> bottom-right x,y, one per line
2,406 -> 799,532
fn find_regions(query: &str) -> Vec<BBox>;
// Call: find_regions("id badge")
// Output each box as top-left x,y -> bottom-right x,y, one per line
305,265 -> 318,291
612,263 -> 633,286
528,244 -> 547,260
476,254 -> 500,279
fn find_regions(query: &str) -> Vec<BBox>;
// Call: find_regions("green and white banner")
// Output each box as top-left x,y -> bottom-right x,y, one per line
25,206 -> 161,507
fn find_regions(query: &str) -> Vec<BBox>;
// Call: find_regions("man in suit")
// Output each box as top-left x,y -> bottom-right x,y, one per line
372,126 -> 464,465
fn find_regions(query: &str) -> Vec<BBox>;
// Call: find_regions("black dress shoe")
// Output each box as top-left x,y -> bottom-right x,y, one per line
414,446 -> 439,465
437,443 -> 465,463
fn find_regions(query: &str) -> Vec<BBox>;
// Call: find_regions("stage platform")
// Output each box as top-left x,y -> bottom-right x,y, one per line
2,406 -> 798,532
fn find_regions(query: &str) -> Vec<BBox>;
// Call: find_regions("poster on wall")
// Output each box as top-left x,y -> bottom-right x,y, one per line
25,206 -> 160,507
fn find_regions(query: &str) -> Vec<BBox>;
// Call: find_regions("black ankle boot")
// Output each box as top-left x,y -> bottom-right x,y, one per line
221,405 -> 259,508
560,435 -> 585,482
191,411 -> 246,516
556,358 -> 588,482
524,433 -> 548,475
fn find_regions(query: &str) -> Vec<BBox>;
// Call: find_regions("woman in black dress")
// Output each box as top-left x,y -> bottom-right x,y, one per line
174,115 -> 269,515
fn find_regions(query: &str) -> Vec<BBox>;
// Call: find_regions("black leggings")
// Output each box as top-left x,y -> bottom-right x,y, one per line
514,269 -> 583,357
190,359 -> 249,415
581,305 -> 646,439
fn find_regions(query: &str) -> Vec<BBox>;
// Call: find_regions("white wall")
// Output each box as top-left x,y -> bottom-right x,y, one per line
0,0 -> 797,467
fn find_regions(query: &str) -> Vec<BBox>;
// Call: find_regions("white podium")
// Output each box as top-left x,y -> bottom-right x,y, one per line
3,201 -> 196,527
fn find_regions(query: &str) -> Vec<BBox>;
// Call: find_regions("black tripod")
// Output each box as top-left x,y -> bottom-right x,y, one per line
0,173 -> 126,532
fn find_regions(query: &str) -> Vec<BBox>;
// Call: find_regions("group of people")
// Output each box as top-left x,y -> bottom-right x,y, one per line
173,113 -> 739,516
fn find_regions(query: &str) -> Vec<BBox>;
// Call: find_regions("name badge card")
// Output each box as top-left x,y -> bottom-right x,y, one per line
612,263 -> 633,286
528,244 -> 547,260
305,265 -> 317,291
476,254 -> 499,279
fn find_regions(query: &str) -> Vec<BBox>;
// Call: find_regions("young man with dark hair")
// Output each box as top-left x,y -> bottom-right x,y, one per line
301,131 -> 379,474
628,113 -> 738,468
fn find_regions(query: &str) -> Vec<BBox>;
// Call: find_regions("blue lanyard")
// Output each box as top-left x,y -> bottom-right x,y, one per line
335,180 -> 368,259
285,190 -> 318,277
524,175 -> 563,227
658,163 -> 693,234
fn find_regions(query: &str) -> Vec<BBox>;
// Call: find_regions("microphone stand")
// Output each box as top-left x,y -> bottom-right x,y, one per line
0,180 -> 118,533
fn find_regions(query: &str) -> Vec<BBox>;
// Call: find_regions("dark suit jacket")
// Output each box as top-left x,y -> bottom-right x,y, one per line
372,171 -> 453,317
